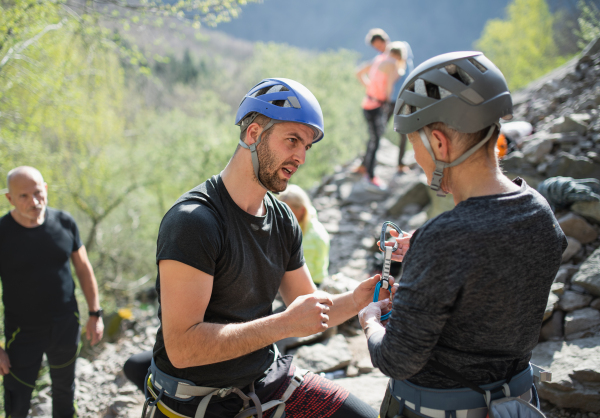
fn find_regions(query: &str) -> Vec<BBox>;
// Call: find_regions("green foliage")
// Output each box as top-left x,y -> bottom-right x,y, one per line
475,0 -> 570,90
575,0 -> 600,48
0,0 -> 369,411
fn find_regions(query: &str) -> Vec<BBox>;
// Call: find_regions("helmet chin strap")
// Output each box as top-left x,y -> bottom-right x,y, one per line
238,117 -> 280,192
419,123 -> 499,197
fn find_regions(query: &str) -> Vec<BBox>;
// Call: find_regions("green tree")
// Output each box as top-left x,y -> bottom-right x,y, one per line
475,0 -> 570,90
575,0 -> 600,48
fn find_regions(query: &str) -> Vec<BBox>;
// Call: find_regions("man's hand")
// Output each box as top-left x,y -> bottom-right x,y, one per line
280,293 -> 333,338
378,229 -> 413,262
0,347 -> 10,376
86,316 -> 104,345
352,274 -> 398,311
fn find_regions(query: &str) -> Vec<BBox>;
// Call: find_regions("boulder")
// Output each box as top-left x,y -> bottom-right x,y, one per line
572,248 -> 600,296
531,337 -> 600,412
562,237 -> 582,263
292,334 -> 352,373
554,265 -> 580,283
320,273 -> 360,295
376,137 -> 400,167
385,173 -> 430,216
546,152 -> 600,180
550,114 -> 591,135
500,151 -> 544,187
572,200 -> 600,224
558,291 -> 594,312
545,292 -> 560,321
557,213 -> 598,244
564,308 -> 600,338
343,180 -> 389,205
522,136 -> 554,164
591,298 -> 600,310
540,310 -> 564,341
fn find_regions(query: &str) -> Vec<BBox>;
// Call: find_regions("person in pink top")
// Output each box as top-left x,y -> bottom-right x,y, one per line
356,30 -> 406,187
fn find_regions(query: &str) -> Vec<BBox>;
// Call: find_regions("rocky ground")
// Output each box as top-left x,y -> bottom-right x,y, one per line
28,39 -> 600,418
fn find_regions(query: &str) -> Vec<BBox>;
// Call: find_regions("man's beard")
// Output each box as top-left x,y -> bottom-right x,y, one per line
256,137 -> 297,193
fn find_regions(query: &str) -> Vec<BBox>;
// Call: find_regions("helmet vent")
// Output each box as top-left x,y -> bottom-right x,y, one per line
439,86 -> 452,99
457,67 -> 474,86
469,58 -> 487,73
415,79 -> 427,96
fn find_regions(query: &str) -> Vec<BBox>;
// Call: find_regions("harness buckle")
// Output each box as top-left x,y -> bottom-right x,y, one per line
218,387 -> 234,397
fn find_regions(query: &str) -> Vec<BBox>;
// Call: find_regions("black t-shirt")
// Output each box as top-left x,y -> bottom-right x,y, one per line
0,207 -> 82,327
153,175 -> 304,388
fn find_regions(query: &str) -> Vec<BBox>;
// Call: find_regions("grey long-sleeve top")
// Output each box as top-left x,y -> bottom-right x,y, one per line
368,179 -> 567,388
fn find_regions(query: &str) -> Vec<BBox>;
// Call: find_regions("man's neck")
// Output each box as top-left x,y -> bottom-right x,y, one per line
10,208 -> 46,228
221,154 -> 269,217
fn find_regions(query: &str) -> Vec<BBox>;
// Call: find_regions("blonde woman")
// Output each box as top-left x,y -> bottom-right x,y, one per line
279,184 -> 330,285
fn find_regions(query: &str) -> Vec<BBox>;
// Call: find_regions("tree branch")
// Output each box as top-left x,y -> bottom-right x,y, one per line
0,19 -> 67,71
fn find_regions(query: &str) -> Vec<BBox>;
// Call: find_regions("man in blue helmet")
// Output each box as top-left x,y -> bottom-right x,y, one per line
146,78 -> 382,418
357,52 -> 566,418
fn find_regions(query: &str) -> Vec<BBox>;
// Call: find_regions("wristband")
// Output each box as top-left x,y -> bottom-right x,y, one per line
89,309 -> 103,317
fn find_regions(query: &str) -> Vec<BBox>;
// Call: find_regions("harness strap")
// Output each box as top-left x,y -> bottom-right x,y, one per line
238,118 -> 280,192
146,362 -> 308,418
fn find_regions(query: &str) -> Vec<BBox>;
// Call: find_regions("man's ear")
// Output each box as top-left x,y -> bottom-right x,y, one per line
5,192 -> 12,206
430,129 -> 451,162
243,123 -> 262,147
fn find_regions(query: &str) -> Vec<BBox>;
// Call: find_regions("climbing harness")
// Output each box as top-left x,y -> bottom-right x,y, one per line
373,221 -> 407,321
142,349 -> 308,418
380,362 -> 552,418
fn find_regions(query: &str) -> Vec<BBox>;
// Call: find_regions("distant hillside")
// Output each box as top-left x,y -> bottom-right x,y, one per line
214,0 -> 581,65
215,0 -> 510,65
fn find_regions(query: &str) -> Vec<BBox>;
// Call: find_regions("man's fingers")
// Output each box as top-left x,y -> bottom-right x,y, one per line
314,295 -> 333,306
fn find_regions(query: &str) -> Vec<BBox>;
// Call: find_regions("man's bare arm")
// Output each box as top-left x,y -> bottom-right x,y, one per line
160,260 -> 332,369
72,245 -> 104,345
279,265 -> 387,327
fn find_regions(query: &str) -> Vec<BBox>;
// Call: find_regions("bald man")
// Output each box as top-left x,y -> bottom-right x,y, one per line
0,166 -> 104,418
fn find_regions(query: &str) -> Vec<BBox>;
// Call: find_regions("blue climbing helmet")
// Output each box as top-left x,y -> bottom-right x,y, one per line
235,78 -> 325,142
235,78 -> 325,191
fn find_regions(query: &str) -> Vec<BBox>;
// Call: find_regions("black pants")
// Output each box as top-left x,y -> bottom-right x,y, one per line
124,349 -> 152,394
384,101 -> 408,166
362,106 -> 387,179
4,313 -> 81,418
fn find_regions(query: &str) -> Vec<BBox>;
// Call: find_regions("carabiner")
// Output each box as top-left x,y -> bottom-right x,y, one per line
375,221 -> 406,321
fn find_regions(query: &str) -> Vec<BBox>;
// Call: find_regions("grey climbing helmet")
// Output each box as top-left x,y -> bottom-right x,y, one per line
393,51 -> 513,134
393,51 -> 513,197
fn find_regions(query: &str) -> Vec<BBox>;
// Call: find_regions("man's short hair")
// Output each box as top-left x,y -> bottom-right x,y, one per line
365,28 -> 390,46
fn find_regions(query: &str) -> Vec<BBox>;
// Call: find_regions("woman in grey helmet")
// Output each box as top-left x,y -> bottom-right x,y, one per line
358,52 -> 567,418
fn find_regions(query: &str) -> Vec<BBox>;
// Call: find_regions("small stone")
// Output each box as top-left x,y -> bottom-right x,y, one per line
562,237 -> 582,263
564,308 -> 600,336
540,310 -> 564,341
356,357 -> 375,374
572,200 -> 600,224
572,247 -> 600,296
545,292 -> 560,320
591,298 -> 600,310
550,114 -> 590,135
346,364 -> 359,377
558,290 -> 594,312
558,213 -> 599,244
551,282 -> 565,295
293,334 -> 352,373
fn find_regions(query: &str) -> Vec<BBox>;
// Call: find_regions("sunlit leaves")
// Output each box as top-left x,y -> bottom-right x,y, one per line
475,0 -> 570,91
